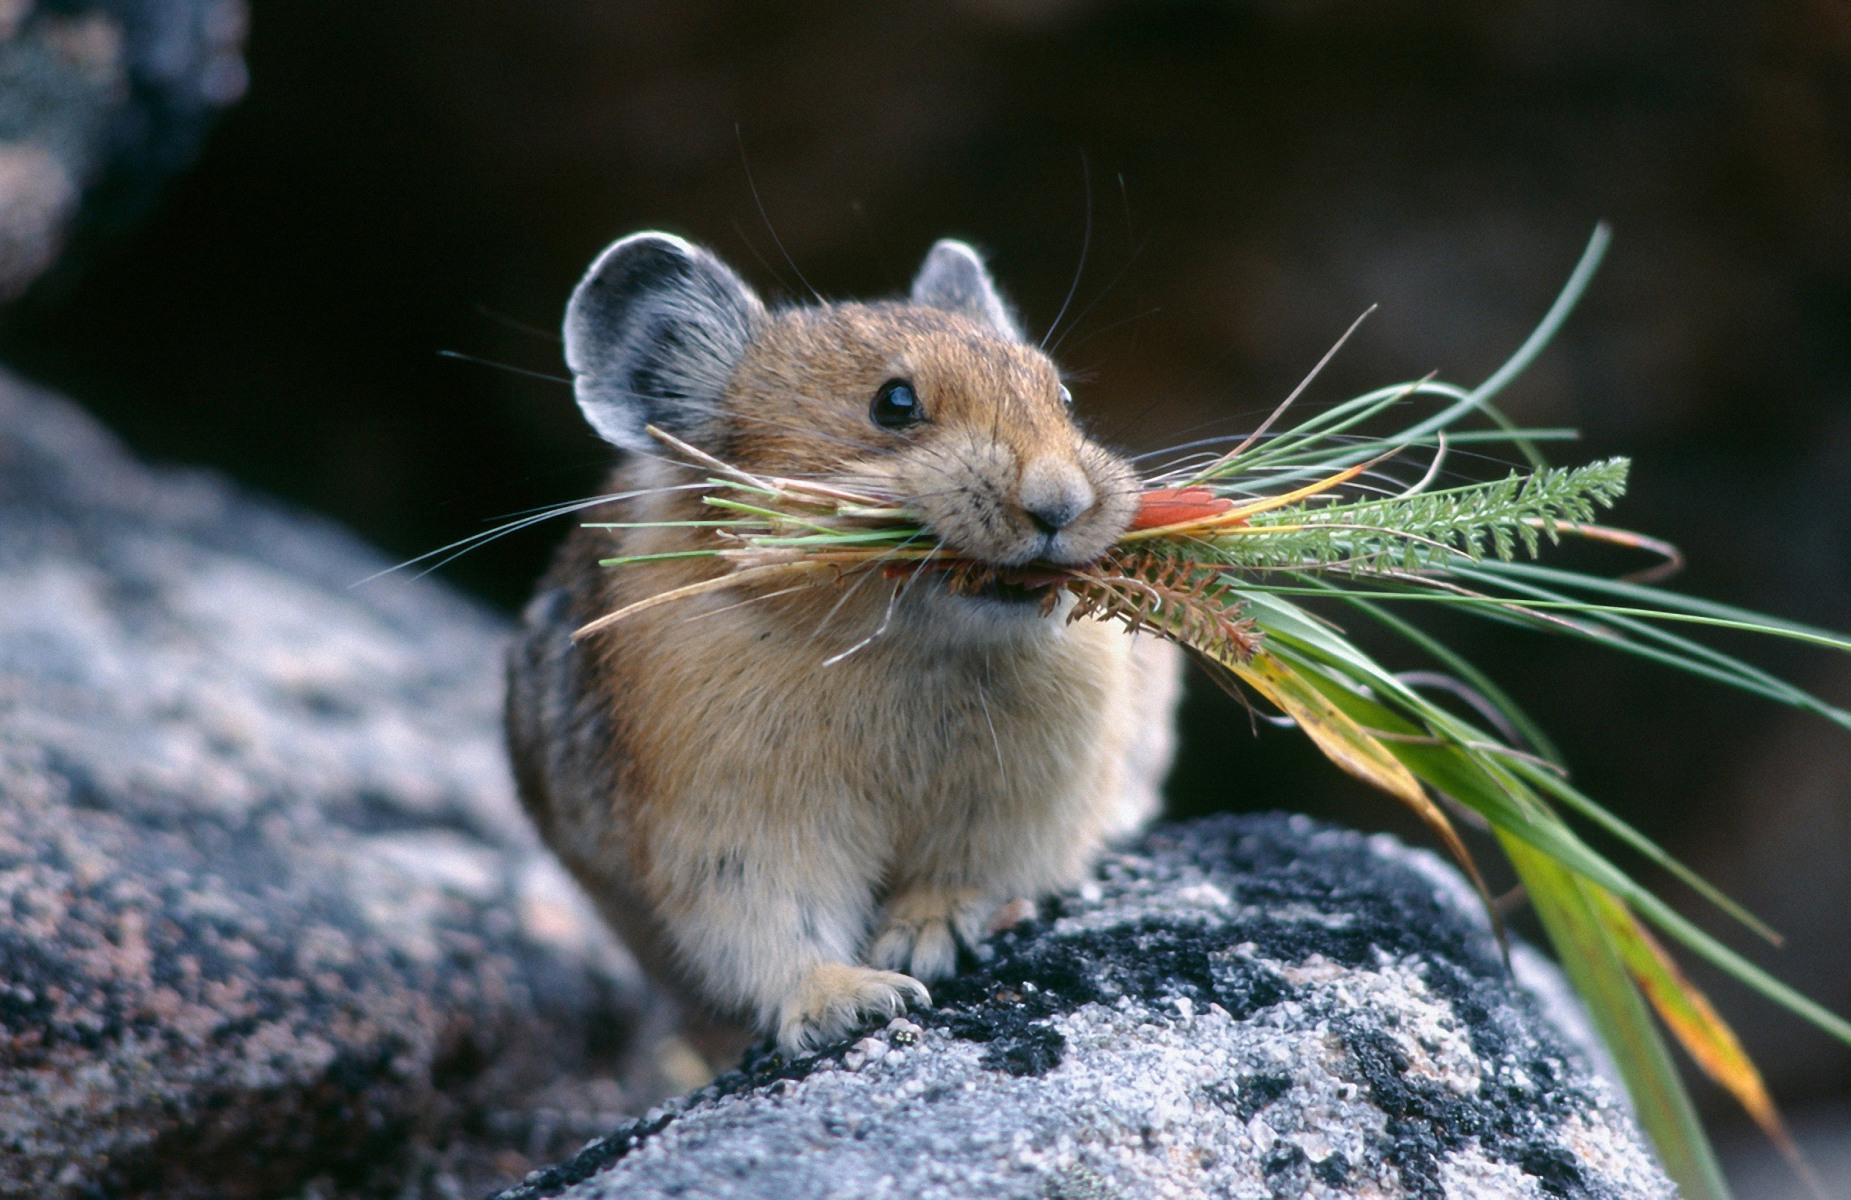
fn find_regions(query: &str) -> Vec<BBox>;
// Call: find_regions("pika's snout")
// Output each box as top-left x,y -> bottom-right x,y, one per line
898,427 -> 1135,570
1017,457 -> 1095,535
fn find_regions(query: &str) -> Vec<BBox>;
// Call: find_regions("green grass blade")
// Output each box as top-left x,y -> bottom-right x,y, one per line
1240,607 -> 1755,1196
1400,224 -> 1612,443
1236,576 -> 1851,730
1502,834 -> 1731,1200
1618,880 -> 1851,1048
598,550 -> 726,566
1245,594 -> 1851,1056
1245,593 -> 1776,942
1502,758 -> 1778,944
1193,425 -> 1580,494
1447,566 -> 1851,730
1476,559 -> 1851,647
1315,586 -> 1566,766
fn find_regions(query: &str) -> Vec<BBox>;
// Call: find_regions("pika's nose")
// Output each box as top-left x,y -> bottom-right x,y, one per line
1025,499 -> 1081,534
1018,458 -> 1094,535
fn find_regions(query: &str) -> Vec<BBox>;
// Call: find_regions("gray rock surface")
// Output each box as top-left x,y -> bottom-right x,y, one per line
0,370 -> 652,1198
496,815 -> 1673,1200
0,0 -> 247,300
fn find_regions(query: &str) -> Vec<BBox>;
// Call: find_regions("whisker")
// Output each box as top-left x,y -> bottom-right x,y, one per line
437,349 -> 571,385
354,483 -> 710,586
821,580 -> 904,666
473,305 -> 562,344
679,583 -> 818,624
808,531 -> 932,641
1129,430 -> 1303,463
975,668 -> 1006,773
1050,231 -> 1151,356
1050,303 -> 1163,356
1041,151 -> 1093,350
737,124 -> 824,304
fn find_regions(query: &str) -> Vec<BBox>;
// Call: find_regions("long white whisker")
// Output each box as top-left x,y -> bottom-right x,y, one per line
352,483 -> 711,587
806,530 -> 934,642
975,662 -> 1006,774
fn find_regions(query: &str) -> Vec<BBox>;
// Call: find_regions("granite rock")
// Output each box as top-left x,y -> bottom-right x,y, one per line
496,814 -> 1672,1200
0,370 -> 651,1199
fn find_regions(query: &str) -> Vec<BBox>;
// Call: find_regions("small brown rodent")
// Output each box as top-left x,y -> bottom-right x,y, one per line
507,232 -> 1180,1054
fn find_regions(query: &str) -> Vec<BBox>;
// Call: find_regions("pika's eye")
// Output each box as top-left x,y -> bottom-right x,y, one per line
1058,384 -> 1074,406
871,379 -> 923,430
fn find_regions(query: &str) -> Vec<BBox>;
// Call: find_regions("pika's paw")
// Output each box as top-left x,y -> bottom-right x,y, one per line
776,963 -> 929,1054
865,888 -> 995,981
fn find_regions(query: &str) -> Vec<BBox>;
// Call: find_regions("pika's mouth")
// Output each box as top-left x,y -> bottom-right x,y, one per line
940,563 -> 1073,609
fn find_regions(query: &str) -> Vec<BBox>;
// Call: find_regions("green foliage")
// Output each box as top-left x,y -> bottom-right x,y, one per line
1214,458 -> 1631,574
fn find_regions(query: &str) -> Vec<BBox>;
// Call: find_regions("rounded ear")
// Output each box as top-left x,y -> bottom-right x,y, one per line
909,239 -> 1023,341
563,232 -> 764,452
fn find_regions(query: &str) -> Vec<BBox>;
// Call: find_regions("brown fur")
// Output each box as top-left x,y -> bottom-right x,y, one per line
508,255 -> 1180,1055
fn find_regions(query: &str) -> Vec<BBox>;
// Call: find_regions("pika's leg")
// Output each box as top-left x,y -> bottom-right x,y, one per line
865,885 -> 998,981
649,838 -> 929,1055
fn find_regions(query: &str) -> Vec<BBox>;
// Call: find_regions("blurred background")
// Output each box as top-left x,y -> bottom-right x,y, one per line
2,0 -> 1847,1186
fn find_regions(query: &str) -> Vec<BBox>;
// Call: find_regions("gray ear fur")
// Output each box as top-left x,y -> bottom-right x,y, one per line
563,231 -> 764,452
909,239 -> 1023,341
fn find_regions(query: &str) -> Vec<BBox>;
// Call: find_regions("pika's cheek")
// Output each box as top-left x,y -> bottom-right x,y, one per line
896,442 -> 1027,560
914,478 -> 1028,562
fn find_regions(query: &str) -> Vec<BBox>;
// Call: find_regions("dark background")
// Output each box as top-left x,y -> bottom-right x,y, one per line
4,0 -> 1848,1173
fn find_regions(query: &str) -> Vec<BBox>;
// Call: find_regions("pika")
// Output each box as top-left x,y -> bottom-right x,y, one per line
507,232 -> 1181,1054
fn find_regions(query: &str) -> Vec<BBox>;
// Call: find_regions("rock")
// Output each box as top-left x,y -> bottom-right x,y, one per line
494,814 -> 1672,1200
0,0 -> 248,301
0,370 -> 653,1198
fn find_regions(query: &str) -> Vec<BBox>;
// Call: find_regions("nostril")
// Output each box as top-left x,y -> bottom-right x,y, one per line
1025,500 -> 1082,535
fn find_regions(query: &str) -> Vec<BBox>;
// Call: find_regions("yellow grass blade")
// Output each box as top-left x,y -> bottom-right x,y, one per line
1228,651 -> 1496,925
1586,888 -> 1823,1195
1587,889 -> 1776,1125
1230,652 -> 1427,805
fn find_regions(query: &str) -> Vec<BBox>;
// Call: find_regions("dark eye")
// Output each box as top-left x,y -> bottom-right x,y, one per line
871,379 -> 924,430
1058,384 -> 1074,406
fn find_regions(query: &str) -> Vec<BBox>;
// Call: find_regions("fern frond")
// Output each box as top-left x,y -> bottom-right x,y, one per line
1205,458 -> 1631,575
1065,549 -> 1261,663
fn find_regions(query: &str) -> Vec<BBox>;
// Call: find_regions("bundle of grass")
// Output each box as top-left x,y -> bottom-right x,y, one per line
572,228 -> 1847,1200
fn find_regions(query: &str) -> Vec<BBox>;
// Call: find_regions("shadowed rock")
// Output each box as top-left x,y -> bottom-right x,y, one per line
0,0 -> 248,301
495,814 -> 1671,1200
0,371 -> 651,1198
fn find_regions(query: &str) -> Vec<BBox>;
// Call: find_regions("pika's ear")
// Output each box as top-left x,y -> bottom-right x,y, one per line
909,239 -> 1023,341
563,232 -> 764,452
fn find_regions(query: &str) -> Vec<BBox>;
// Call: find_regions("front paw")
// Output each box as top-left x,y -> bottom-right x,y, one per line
776,963 -> 929,1054
865,887 -> 995,981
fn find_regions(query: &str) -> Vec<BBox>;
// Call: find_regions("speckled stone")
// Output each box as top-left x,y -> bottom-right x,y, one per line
496,815 -> 1673,1200
0,372 -> 651,1198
